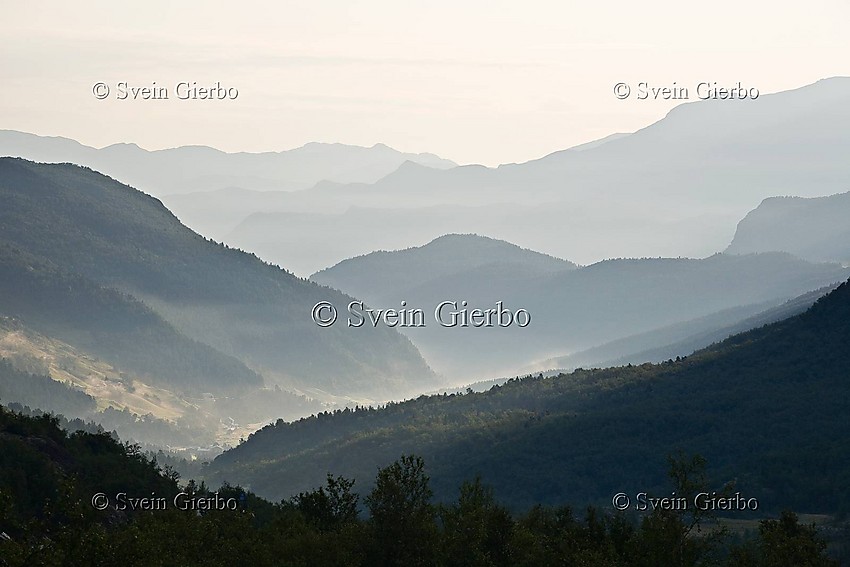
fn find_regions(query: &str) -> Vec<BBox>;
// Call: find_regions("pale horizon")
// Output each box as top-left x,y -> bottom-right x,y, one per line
2,1 -> 848,166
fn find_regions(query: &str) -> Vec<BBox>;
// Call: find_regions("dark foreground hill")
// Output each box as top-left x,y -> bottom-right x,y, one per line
2,403 -> 839,566
209,278 -> 850,515
0,158 -> 436,400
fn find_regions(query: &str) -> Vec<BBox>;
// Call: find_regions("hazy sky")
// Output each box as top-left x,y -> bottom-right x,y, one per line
2,1 -> 848,166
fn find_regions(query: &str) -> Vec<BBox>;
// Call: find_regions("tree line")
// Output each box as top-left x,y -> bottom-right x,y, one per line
0,404 -> 841,565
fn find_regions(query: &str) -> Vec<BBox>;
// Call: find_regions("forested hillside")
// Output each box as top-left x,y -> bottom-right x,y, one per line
209,279 -> 850,516
0,243 -> 260,393
0,358 -> 96,417
0,158 -> 436,400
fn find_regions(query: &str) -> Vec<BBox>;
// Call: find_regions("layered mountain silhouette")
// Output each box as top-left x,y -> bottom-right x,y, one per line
225,202 -> 559,276
208,278 -> 850,513
0,158 -> 436,401
726,191 -> 850,264
6,79 -> 846,276
163,77 -> 850,274
312,234 -> 849,381
0,131 -> 456,197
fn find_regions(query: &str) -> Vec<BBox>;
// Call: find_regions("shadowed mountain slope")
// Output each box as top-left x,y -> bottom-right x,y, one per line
0,158 -> 436,400
208,278 -> 850,514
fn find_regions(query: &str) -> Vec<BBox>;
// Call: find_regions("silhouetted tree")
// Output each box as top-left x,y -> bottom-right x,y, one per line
366,454 -> 437,565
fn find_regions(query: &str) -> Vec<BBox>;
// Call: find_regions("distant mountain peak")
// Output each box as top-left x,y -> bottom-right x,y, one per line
397,159 -> 433,171
726,191 -> 850,264
104,142 -> 142,150
373,159 -> 441,183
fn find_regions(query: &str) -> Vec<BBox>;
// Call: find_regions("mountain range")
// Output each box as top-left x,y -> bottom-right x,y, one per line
169,77 -> 850,275
2,76 -> 849,474
0,130 -> 456,198
311,233 -> 849,381
4,79 -> 846,277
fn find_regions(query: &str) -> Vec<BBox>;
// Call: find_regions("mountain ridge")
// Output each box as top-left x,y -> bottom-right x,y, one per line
311,233 -> 577,297
0,129 -> 457,197
726,191 -> 850,263
0,158 -> 437,401
207,277 -> 850,513
209,77 -> 850,273
0,240 -> 260,394
310,233 -> 849,381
